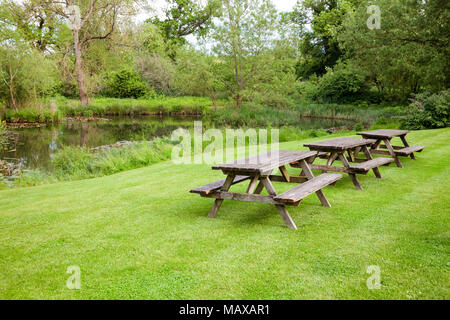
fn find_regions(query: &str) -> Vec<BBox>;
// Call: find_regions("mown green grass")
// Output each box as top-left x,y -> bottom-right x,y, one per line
0,128 -> 448,299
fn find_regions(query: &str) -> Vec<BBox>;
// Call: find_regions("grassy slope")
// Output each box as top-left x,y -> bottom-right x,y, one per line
0,129 -> 449,299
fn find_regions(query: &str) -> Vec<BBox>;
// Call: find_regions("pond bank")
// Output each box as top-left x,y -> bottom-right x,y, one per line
1,115 -> 356,173
1,97 -> 407,126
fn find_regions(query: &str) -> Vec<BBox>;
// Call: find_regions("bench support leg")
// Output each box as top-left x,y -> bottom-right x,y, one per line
384,138 -> 403,168
338,153 -> 363,190
208,175 -> 235,218
400,135 -> 416,160
261,177 -> 297,230
299,159 -> 332,207
362,146 -> 382,179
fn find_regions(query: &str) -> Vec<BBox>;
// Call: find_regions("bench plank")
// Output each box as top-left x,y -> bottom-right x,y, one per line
190,175 -> 250,195
274,173 -> 342,204
394,145 -> 426,156
357,129 -> 409,138
349,157 -> 394,172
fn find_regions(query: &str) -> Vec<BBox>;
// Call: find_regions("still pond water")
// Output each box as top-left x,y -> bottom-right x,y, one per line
4,116 -> 354,170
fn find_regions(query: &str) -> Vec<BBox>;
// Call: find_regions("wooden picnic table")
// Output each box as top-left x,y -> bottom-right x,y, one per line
190,150 -> 342,230
301,137 -> 394,190
357,129 -> 426,168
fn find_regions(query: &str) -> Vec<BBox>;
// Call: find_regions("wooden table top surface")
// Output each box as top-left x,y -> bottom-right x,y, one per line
304,137 -> 376,151
212,150 -> 317,174
357,129 -> 410,138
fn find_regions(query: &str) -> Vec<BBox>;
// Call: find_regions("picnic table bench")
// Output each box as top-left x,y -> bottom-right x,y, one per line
190,150 -> 342,230
357,129 -> 426,168
299,137 -> 394,190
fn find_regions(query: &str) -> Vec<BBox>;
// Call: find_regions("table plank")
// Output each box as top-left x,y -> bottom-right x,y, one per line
357,129 -> 409,138
212,150 -> 317,174
304,137 -> 376,151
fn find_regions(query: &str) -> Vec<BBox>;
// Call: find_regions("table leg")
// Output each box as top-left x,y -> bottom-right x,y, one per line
298,154 -> 318,177
208,174 -> 235,218
246,175 -> 260,194
370,139 -> 383,151
384,138 -> 403,168
299,159 -> 331,207
338,152 -> 363,190
400,135 -> 416,160
362,145 -> 382,178
260,177 -> 297,230
254,181 -> 264,194
347,150 -> 355,162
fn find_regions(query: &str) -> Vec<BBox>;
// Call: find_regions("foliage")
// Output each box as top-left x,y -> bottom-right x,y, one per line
246,43 -> 299,108
210,0 -> 279,107
135,53 -> 175,95
174,49 -> 226,106
5,106 -> 62,123
148,0 -> 220,59
338,0 -> 450,101
58,96 -> 216,117
401,90 -> 450,130
0,46 -> 59,109
307,62 -> 369,103
102,69 -> 152,99
0,119 -> 7,146
291,0 -> 362,79
37,0 -> 137,105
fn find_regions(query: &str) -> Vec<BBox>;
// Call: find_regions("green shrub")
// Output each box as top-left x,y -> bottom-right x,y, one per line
354,122 -> 363,131
375,116 -> 388,125
102,69 -> 152,99
313,67 -> 368,103
401,90 -> 450,130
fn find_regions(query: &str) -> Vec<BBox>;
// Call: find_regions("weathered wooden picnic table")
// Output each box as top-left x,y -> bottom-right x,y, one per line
190,150 -> 342,230
357,129 -> 426,168
300,137 -> 394,190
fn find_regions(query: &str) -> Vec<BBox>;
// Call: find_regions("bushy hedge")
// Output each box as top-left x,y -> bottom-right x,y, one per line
401,90 -> 449,130
102,69 -> 152,99
301,63 -> 369,103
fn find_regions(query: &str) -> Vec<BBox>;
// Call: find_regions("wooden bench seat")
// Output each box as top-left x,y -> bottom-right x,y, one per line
394,145 -> 426,156
317,151 -> 329,159
190,175 -> 250,196
349,157 -> 394,173
274,173 -> 342,204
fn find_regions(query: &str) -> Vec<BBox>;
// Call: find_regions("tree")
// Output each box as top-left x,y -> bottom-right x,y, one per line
210,0 -> 278,107
291,0 -> 362,79
0,45 -> 58,110
0,0 -> 61,52
39,0 -> 136,105
148,0 -> 220,59
338,0 -> 449,101
174,49 -> 225,107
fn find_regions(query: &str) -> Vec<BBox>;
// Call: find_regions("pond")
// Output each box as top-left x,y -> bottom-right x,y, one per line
3,116 -> 355,170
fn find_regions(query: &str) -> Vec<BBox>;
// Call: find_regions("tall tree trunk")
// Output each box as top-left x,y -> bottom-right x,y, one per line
73,29 -> 89,106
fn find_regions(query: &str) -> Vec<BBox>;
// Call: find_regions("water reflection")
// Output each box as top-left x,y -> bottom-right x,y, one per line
3,116 -> 354,170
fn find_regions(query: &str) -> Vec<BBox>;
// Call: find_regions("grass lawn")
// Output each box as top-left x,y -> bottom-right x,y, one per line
0,128 -> 449,299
